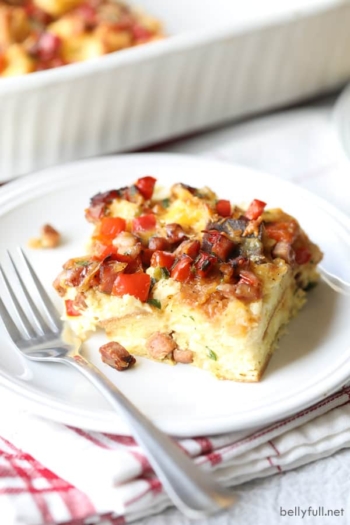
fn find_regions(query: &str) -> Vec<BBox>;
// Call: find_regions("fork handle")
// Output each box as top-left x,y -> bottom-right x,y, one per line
64,354 -> 234,518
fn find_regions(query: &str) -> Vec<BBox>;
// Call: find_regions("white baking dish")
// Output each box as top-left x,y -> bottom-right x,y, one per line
1,0 -> 350,181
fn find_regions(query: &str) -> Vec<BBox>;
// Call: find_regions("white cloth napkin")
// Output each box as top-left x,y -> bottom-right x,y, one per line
0,384 -> 350,525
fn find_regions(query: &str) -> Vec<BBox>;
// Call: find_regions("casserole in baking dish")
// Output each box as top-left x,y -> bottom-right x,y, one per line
1,0 -> 350,180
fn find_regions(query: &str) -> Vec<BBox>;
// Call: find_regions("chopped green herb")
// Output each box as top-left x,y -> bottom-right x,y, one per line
147,298 -> 162,309
153,267 -> 162,281
129,185 -> 139,197
153,267 -> 170,281
189,315 -> 195,321
76,260 -> 90,267
206,347 -> 217,361
161,198 -> 171,208
160,267 -> 170,279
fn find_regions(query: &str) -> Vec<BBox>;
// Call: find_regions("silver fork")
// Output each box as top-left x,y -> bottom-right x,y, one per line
0,248 -> 235,519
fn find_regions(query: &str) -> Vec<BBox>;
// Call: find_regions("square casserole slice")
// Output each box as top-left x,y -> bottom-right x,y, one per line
54,177 -> 323,381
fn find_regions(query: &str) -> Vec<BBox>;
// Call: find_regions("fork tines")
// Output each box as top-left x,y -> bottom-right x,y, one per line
0,248 -> 61,342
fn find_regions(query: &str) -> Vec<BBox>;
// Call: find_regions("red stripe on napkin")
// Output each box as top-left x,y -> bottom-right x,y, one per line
268,440 -> 280,456
193,437 -> 213,454
1,436 -> 55,523
105,434 -> 137,446
266,456 -> 282,472
125,477 -> 162,507
0,435 -> 96,521
206,452 -> 223,466
68,427 -> 109,448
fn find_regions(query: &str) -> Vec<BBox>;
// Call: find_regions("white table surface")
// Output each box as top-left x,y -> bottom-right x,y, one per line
132,95 -> 350,525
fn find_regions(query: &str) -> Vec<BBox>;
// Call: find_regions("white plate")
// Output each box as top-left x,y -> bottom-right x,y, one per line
1,153 -> 350,437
